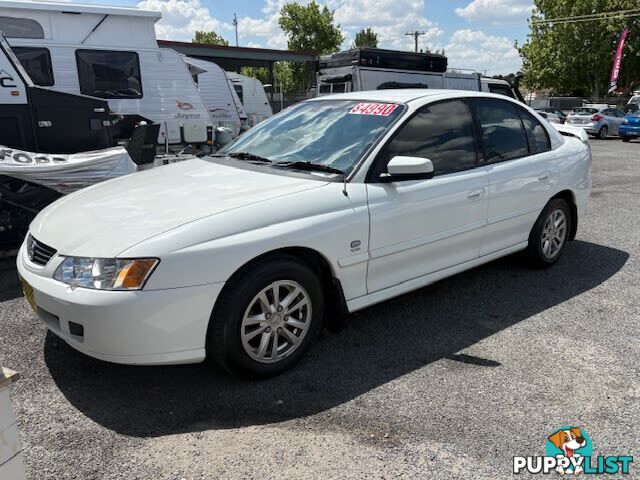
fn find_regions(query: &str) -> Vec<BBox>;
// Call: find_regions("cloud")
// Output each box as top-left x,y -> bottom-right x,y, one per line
445,29 -> 521,74
137,0 -> 228,42
455,0 -> 533,23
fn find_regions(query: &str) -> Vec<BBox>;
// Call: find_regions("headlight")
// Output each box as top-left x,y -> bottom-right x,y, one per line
53,257 -> 159,290
622,119 -> 629,124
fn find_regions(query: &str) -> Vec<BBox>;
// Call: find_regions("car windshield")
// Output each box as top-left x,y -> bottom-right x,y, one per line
218,100 -> 404,174
573,108 -> 598,115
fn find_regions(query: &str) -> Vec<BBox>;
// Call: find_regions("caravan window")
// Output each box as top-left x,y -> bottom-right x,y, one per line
233,84 -> 244,103
13,47 -> 54,86
0,17 -> 44,39
76,50 -> 143,99
488,83 -> 515,98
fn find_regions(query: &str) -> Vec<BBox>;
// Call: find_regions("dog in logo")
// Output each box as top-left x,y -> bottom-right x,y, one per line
547,427 -> 587,474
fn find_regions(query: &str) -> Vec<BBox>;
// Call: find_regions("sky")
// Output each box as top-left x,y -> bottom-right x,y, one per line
88,0 -> 535,75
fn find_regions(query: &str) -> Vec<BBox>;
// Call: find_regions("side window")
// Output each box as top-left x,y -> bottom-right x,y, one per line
0,17 -> 44,39
488,83 -> 514,98
76,50 -> 142,99
615,109 -> 626,118
518,107 -> 551,154
13,47 -> 54,86
380,99 -> 478,177
474,98 -> 528,163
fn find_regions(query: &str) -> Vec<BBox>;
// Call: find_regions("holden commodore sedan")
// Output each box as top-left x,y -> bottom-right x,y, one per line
18,90 -> 592,377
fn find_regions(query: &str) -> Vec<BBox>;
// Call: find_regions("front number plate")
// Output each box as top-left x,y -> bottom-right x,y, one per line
19,276 -> 37,312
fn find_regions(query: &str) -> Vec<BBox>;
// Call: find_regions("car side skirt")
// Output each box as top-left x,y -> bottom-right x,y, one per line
346,242 -> 528,312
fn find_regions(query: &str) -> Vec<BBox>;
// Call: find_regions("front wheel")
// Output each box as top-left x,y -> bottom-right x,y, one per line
207,255 -> 324,378
526,199 -> 571,268
622,136 -> 631,142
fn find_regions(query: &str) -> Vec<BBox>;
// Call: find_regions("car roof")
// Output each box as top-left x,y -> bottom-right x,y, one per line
306,89 -> 509,105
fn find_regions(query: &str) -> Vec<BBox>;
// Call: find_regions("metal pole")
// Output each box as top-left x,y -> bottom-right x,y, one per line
233,13 -> 238,47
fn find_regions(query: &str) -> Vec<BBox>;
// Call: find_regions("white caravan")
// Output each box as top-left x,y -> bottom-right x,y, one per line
184,56 -> 247,137
226,71 -> 273,126
0,0 -> 212,146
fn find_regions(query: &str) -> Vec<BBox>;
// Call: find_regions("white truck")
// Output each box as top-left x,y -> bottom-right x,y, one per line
316,48 -> 522,101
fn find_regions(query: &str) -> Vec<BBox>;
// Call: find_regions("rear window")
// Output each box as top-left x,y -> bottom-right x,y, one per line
573,108 -> 598,115
13,47 -> 54,86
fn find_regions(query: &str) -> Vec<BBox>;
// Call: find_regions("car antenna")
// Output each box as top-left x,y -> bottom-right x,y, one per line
342,173 -> 348,197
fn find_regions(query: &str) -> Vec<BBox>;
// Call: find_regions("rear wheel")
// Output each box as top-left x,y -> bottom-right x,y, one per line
598,125 -> 608,139
207,255 -> 324,378
526,199 -> 571,268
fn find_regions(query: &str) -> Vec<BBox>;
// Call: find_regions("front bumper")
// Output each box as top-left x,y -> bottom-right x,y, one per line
17,242 -> 224,365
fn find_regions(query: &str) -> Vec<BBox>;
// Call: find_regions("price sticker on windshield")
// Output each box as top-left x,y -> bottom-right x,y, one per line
349,102 -> 399,116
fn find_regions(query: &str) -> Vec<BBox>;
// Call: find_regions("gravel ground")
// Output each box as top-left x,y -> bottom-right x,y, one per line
0,138 -> 639,479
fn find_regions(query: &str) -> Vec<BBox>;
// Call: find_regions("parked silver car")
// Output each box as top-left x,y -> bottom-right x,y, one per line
566,106 -> 626,139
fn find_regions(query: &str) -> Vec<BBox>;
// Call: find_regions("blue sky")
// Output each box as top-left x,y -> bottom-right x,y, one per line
91,0 -> 535,74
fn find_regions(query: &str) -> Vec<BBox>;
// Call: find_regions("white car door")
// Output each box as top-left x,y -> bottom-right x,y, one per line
471,98 -> 555,256
366,99 -> 489,294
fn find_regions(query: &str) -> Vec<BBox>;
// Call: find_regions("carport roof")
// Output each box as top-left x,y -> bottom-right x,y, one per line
157,40 -> 317,67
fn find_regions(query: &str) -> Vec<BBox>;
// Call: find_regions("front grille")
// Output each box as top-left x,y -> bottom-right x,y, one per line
27,234 -> 57,266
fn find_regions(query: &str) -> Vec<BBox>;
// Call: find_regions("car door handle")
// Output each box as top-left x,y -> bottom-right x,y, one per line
538,172 -> 550,182
467,188 -> 485,200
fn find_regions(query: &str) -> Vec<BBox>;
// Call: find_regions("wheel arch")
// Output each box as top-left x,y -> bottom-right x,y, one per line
213,246 -> 348,332
551,189 -> 578,240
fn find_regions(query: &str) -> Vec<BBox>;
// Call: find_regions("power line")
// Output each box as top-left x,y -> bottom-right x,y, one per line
405,30 -> 426,52
531,9 -> 640,26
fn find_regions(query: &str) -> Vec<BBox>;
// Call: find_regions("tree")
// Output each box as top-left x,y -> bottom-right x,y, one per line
193,31 -> 229,46
518,1 -> 640,96
279,1 -> 343,53
353,27 -> 378,48
278,1 -> 343,91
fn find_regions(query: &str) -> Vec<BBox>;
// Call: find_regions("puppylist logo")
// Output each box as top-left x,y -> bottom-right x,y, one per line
513,426 -> 633,475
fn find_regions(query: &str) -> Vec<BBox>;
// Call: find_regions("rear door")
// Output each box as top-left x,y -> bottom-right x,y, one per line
366,99 -> 489,293
471,98 -> 554,256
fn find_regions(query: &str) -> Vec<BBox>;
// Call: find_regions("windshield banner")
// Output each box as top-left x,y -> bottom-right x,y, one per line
0,145 -> 136,194
608,27 -> 629,94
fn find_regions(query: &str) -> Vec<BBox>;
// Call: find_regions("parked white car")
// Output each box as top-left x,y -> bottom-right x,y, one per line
17,90 -> 592,377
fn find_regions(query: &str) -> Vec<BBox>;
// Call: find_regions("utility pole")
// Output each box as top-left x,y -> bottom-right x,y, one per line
405,30 -> 426,52
233,13 -> 238,46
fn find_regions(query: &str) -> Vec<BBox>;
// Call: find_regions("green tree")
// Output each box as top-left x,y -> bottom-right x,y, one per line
518,1 -> 640,96
279,1 -> 343,53
353,27 -> 378,48
193,31 -> 229,46
278,1 -> 343,91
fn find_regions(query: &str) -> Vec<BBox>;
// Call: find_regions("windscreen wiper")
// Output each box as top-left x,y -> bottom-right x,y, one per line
225,152 -> 273,163
273,161 -> 344,175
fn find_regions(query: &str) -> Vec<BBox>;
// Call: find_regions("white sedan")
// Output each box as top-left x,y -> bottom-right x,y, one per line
17,90 -> 592,377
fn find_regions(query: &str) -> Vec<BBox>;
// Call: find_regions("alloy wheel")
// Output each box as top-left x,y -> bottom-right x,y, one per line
240,280 -> 312,363
540,209 -> 567,259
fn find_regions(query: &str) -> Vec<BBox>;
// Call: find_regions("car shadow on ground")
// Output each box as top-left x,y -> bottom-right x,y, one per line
42,240 -> 627,437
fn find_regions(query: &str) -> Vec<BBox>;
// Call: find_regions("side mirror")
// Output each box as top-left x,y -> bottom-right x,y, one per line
380,156 -> 434,182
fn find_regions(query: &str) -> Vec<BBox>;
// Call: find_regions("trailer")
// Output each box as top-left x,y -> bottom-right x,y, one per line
226,71 -> 273,127
0,0 -> 213,147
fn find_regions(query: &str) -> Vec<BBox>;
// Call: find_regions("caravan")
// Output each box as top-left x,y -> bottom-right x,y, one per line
0,0 -> 213,146
226,71 -> 273,127
184,56 -> 247,137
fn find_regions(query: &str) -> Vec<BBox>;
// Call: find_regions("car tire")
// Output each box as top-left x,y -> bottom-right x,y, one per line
207,255 -> 324,378
598,125 -> 608,139
622,136 -> 630,142
525,198 -> 572,268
